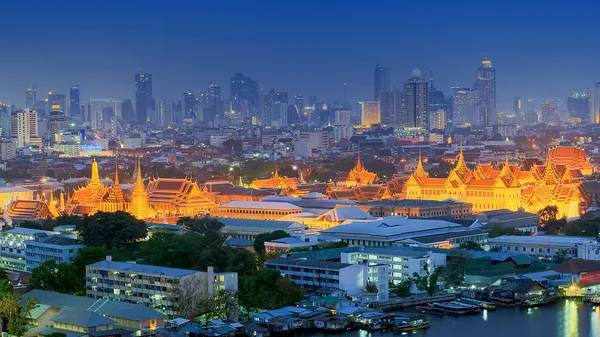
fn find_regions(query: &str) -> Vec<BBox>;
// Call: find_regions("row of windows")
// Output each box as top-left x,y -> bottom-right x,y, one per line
216,208 -> 298,215
268,266 -> 340,276
494,245 -> 576,255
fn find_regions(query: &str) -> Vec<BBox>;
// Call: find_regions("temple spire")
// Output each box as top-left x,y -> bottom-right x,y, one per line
59,190 -> 65,212
91,156 -> 100,184
454,136 -> 469,174
107,157 -> 125,203
542,150 -> 558,182
356,147 -> 363,171
47,185 -> 58,218
131,156 -> 150,219
273,166 -> 280,180
416,149 -> 425,174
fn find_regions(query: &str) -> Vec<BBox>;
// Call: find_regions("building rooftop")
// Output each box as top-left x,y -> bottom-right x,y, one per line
26,236 -> 84,246
489,235 -> 592,246
358,199 -> 469,207
215,217 -> 303,233
409,229 -> 487,244
87,260 -> 199,278
6,227 -> 56,236
51,306 -> 115,327
265,257 -> 352,270
551,258 -> 600,274
23,289 -> 166,321
218,201 -> 301,210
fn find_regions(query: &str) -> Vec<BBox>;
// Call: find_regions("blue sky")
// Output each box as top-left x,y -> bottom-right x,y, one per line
0,0 -> 598,110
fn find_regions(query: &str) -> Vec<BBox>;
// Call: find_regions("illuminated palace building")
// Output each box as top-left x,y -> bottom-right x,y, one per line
405,145 -> 593,218
69,157 -> 215,218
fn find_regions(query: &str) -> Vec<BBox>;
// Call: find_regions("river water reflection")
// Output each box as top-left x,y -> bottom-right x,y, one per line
295,300 -> 600,337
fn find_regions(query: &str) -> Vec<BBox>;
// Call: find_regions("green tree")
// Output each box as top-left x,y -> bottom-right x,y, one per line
7,296 -> 38,337
390,280 -> 412,297
554,249 -> 569,263
178,217 -> 224,235
364,159 -> 396,179
538,205 -> 559,227
238,269 -> 303,317
226,248 -> 257,276
545,218 -> 566,235
76,211 -> 147,249
138,232 -> 200,269
441,253 -> 467,287
253,230 -> 291,263
72,246 -> 133,277
0,275 -> 39,335
365,281 -> 378,293
17,221 -> 45,230
563,219 -> 600,237
29,260 -> 83,294
488,225 -> 532,238
458,241 -> 484,251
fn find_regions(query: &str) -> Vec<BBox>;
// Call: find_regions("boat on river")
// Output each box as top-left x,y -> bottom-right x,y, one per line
393,313 -> 430,332
430,301 -> 481,315
415,306 -> 447,316
489,296 -> 517,307
458,298 -> 496,310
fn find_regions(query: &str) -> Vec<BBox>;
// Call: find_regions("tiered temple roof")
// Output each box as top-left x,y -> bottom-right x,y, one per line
146,176 -> 216,216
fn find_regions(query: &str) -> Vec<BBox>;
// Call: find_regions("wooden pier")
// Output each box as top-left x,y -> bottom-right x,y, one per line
377,294 -> 457,311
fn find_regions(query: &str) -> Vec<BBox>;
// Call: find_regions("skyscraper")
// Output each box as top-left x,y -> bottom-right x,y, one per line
359,101 -> 381,127
294,94 -> 304,121
402,68 -> 429,129
567,92 -> 588,121
452,88 -> 479,125
47,92 -> 67,114
513,96 -> 522,122
70,85 -> 81,120
121,99 -> 135,122
473,59 -> 496,126
182,92 -> 197,122
428,86 -> 447,124
11,109 -> 38,148
380,89 -> 402,125
230,72 -> 259,109
208,84 -> 222,119
541,100 -> 559,124
135,73 -> 153,124
25,85 -> 37,110
157,99 -> 173,127
590,83 -> 600,124
525,99 -> 537,124
374,64 -> 389,100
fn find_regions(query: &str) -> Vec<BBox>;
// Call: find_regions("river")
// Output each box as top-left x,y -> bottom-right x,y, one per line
295,300 -> 600,337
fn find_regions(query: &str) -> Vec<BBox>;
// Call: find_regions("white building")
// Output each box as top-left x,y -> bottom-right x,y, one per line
321,217 -> 488,248
265,257 -> 388,302
25,235 -> 85,270
332,124 -> 354,143
11,109 -> 38,148
294,131 -> 329,158
86,259 -> 238,318
0,227 -> 57,271
341,247 -> 446,290
210,135 -> 229,148
489,235 -> 593,261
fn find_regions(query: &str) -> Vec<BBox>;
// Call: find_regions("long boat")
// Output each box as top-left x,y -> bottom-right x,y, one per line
458,298 -> 496,310
489,296 -> 517,307
430,301 -> 481,315
415,306 -> 447,316
393,313 -> 430,332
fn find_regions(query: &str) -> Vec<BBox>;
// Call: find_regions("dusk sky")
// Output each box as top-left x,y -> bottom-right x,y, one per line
0,0 -> 598,110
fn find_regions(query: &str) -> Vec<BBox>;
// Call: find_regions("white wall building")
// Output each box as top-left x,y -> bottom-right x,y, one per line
489,235 -> 592,261
11,109 -> 38,148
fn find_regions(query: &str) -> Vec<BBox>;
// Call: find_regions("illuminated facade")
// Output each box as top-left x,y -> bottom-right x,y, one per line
404,144 -> 587,217
250,167 -> 301,191
359,101 -> 381,127
146,177 -> 216,216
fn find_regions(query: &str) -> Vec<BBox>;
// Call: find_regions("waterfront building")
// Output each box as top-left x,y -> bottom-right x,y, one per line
321,217 -> 488,248
341,247 -> 446,286
404,144 -> 586,217
265,257 -> 389,302
86,258 -> 238,318
489,235 -> 594,261
25,235 -> 85,270
357,199 -> 473,219
24,289 -> 166,336
210,201 -> 302,220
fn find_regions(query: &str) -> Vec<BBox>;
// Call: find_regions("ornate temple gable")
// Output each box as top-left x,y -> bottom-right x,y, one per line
130,157 -> 152,219
71,157 -> 109,206
106,158 -> 126,204
250,167 -> 300,190
346,150 -> 378,187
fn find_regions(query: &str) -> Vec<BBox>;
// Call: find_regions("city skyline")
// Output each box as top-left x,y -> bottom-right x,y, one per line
0,1 -> 599,110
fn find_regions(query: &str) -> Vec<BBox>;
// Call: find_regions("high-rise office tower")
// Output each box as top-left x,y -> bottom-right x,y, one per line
70,85 -> 81,120
359,101 -> 381,127
452,88 -> 479,125
0,103 -> 12,137
25,85 -> 37,110
208,84 -> 222,119
374,64 -> 389,100
430,110 -> 446,130
157,99 -> 173,127
230,72 -> 259,108
49,105 -> 68,143
11,109 -> 38,148
402,68 -> 429,129
294,94 -> 304,121
567,92 -> 588,121
513,96 -> 522,122
473,59 -> 496,126
590,83 -> 600,124
380,89 -> 402,125
135,73 -> 153,124
541,100 -> 559,124
182,92 -> 196,122
121,99 -> 135,122
428,86 -> 447,124
525,99 -> 537,124
48,92 -> 67,114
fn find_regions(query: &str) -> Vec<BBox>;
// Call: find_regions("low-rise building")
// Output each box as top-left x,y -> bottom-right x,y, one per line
0,228 -> 57,271
264,234 -> 340,254
489,235 -> 592,261
341,247 -> 446,287
86,258 -> 238,318
265,257 -> 388,302
321,217 -> 488,249
357,199 -> 473,219
211,201 -> 302,220
23,289 -> 166,337
215,217 -> 306,240
25,235 -> 85,270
